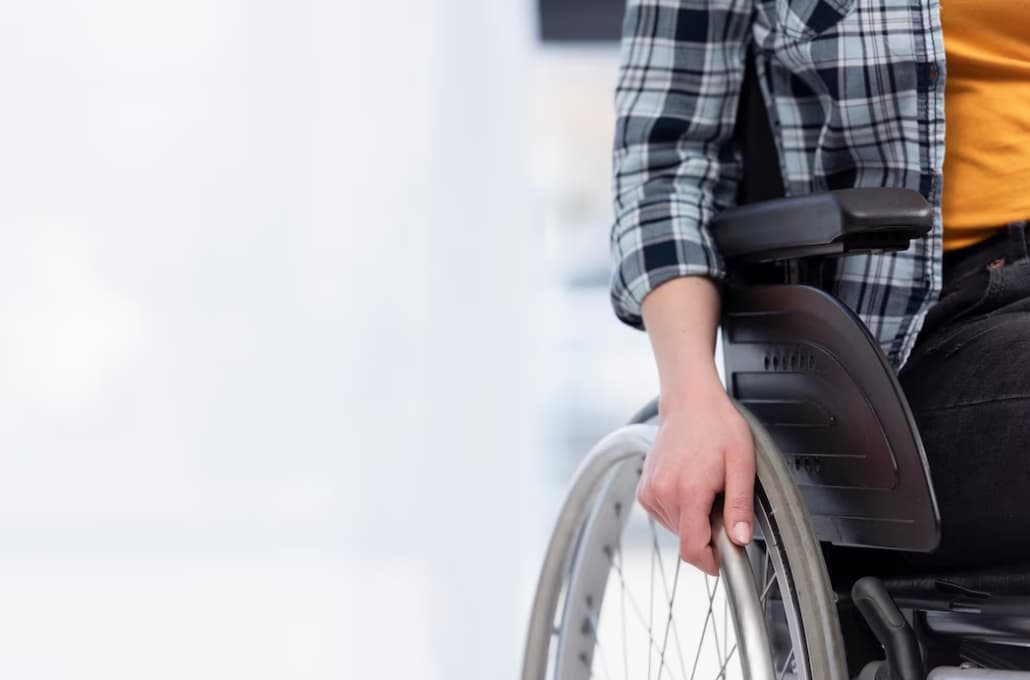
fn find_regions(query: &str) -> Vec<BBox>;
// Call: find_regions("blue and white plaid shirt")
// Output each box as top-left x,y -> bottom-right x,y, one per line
610,0 -> 945,368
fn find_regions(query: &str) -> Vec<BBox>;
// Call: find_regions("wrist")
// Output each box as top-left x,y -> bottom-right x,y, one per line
659,366 -> 725,411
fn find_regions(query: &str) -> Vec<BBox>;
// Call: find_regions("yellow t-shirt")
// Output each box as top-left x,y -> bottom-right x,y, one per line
942,0 -> 1030,250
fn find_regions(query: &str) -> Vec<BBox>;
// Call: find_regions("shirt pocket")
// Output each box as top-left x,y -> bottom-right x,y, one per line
775,0 -> 856,40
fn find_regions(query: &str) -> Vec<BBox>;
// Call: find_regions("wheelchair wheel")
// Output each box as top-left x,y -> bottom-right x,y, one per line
522,402 -> 847,680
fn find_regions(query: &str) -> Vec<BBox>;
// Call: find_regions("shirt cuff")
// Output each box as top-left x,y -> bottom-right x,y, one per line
610,235 -> 726,329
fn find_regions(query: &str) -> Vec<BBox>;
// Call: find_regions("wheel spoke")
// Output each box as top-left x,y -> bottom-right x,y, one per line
655,558 -> 681,680
716,643 -> 738,680
618,579 -> 629,680
563,461 -> 818,680
722,588 -> 728,669
777,647 -> 795,680
651,527 -> 690,680
613,504 -> 629,680
760,573 -> 777,607
686,571 -> 725,680
600,516 -> 801,680
649,520 -> 656,680
602,545 -> 684,680
583,607 -> 615,680
686,605 -> 714,680
704,575 -> 723,664
761,549 -> 771,607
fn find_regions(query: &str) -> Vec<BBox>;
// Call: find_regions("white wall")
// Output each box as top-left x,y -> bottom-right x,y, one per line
0,1 -> 558,678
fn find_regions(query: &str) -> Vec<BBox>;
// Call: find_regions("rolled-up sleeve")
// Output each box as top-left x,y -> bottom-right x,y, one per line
610,0 -> 753,328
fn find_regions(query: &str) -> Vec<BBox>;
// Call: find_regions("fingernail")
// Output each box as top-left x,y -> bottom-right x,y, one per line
733,522 -> 751,544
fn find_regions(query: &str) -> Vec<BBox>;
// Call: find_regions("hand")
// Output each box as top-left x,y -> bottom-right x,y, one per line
636,383 -> 755,576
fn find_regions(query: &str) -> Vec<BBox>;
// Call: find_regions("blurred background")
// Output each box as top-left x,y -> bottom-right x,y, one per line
0,0 -> 659,678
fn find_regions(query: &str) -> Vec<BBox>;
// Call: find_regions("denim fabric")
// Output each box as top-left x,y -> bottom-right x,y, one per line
897,223 -> 1030,567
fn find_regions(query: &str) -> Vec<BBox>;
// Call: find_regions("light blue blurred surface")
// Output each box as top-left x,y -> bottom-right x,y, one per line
0,1 -> 657,678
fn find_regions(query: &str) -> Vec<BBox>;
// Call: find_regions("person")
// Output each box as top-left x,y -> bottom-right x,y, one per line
611,0 -> 1030,576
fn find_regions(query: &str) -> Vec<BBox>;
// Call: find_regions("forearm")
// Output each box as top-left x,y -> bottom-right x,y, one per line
641,276 -> 724,409
638,275 -> 754,565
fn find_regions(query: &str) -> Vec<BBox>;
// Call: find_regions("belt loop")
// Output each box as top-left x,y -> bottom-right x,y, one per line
1006,220 -> 1030,262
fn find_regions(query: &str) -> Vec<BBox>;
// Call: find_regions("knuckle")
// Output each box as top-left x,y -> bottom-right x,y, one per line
636,487 -> 654,509
726,432 -> 754,458
651,475 -> 677,500
726,417 -> 753,443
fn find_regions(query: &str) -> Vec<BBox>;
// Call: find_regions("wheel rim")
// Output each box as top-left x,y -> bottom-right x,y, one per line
552,451 -> 811,680
753,487 -> 809,680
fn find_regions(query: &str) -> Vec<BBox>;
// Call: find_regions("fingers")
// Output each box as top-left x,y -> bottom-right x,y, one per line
636,475 -> 679,535
639,471 -> 719,575
678,490 -> 718,576
635,403 -> 755,577
722,427 -> 756,547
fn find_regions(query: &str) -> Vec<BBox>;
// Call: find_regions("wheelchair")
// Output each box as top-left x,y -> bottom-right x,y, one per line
522,57 -> 1030,680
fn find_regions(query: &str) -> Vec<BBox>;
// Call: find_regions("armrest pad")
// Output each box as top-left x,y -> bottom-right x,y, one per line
711,188 -> 933,262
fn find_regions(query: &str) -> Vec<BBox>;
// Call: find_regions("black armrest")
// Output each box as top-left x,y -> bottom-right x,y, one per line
711,188 -> 933,262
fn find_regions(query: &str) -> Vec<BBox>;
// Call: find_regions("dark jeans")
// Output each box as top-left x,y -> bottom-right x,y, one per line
827,225 -> 1030,585
897,223 -> 1030,569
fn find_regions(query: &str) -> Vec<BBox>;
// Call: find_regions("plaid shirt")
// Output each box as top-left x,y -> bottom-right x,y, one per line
610,0 -> 945,368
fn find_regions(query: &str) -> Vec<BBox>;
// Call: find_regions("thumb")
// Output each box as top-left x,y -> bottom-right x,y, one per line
723,437 -> 756,546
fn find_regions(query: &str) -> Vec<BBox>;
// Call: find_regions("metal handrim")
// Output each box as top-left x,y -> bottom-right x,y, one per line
523,421 -> 817,680
523,403 -> 844,680
554,452 -> 807,680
